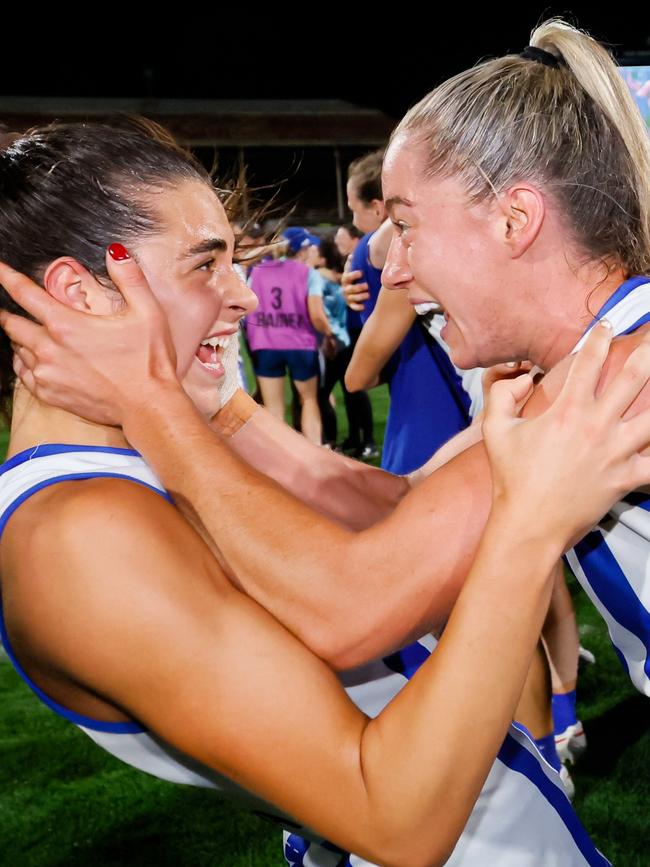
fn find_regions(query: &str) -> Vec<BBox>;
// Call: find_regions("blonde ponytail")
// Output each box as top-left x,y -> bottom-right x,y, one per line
395,19 -> 650,275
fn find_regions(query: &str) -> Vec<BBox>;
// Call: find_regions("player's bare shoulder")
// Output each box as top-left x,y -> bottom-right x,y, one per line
2,475 -> 177,576
597,324 -> 650,416
1,476 -> 226,654
523,324 -> 650,420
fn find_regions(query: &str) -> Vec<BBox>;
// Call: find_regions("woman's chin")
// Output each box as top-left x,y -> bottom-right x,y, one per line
441,320 -> 480,370
181,357 -> 224,418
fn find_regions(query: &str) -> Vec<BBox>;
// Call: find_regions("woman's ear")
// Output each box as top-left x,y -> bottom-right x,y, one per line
42,258 -> 114,314
371,198 -> 388,222
497,185 -> 545,259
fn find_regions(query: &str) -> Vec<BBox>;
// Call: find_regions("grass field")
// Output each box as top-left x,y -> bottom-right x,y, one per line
0,387 -> 648,866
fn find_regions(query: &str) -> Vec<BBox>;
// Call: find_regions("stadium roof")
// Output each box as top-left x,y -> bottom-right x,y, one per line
0,98 -> 395,147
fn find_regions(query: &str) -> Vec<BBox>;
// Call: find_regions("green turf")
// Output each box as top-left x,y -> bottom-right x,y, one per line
0,666 -> 282,866
0,390 -> 648,865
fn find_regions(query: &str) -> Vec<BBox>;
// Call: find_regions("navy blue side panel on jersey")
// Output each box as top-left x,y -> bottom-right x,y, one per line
497,736 -> 609,866
351,233 -> 382,325
381,325 -> 472,475
351,232 -> 399,384
383,639 -> 431,680
573,531 -> 650,681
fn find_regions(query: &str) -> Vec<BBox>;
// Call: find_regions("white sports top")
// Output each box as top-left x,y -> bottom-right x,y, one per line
567,275 -> 650,696
0,445 -> 609,866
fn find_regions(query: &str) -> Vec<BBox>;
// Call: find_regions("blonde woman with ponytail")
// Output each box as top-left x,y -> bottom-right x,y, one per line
381,18 -> 650,696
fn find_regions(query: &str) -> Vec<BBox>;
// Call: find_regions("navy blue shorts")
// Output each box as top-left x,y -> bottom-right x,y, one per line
254,349 -> 319,382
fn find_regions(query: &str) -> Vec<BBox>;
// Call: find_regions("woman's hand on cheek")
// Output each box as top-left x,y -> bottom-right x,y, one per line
0,246 -> 180,426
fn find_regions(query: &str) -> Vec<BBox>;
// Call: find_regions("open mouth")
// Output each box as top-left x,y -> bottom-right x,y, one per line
195,333 -> 235,378
414,301 -> 444,316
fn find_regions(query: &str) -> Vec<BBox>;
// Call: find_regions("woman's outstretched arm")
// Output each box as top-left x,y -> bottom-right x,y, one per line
4,259 -> 650,671
344,285 -> 415,392
210,390 -> 410,531
7,321 -> 646,866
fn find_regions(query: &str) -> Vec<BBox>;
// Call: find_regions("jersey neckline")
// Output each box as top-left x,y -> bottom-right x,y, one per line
0,443 -> 141,476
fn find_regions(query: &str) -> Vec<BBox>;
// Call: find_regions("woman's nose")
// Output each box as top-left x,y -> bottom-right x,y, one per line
382,238 -> 412,290
228,270 -> 258,314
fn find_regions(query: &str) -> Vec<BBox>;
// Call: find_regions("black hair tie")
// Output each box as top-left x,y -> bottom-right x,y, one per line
520,46 -> 564,68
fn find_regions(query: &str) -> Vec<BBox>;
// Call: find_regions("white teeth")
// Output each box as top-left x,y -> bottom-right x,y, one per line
200,334 -> 233,349
414,302 -> 442,315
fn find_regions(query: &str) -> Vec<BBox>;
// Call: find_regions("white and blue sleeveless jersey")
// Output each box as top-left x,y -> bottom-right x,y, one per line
286,655 -> 608,867
0,445 -> 296,823
567,275 -> 650,696
0,445 -> 609,867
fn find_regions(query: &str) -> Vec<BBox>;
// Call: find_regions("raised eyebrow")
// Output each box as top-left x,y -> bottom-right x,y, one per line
384,195 -> 413,212
181,237 -> 229,259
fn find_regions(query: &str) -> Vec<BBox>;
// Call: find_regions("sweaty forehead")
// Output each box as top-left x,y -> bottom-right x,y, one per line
164,181 -> 227,226
141,180 -> 230,243
382,137 -> 425,209
134,181 -> 234,264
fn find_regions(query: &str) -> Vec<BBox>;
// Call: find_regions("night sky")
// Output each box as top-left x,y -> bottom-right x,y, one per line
4,6 -> 648,223
4,7 -> 649,117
